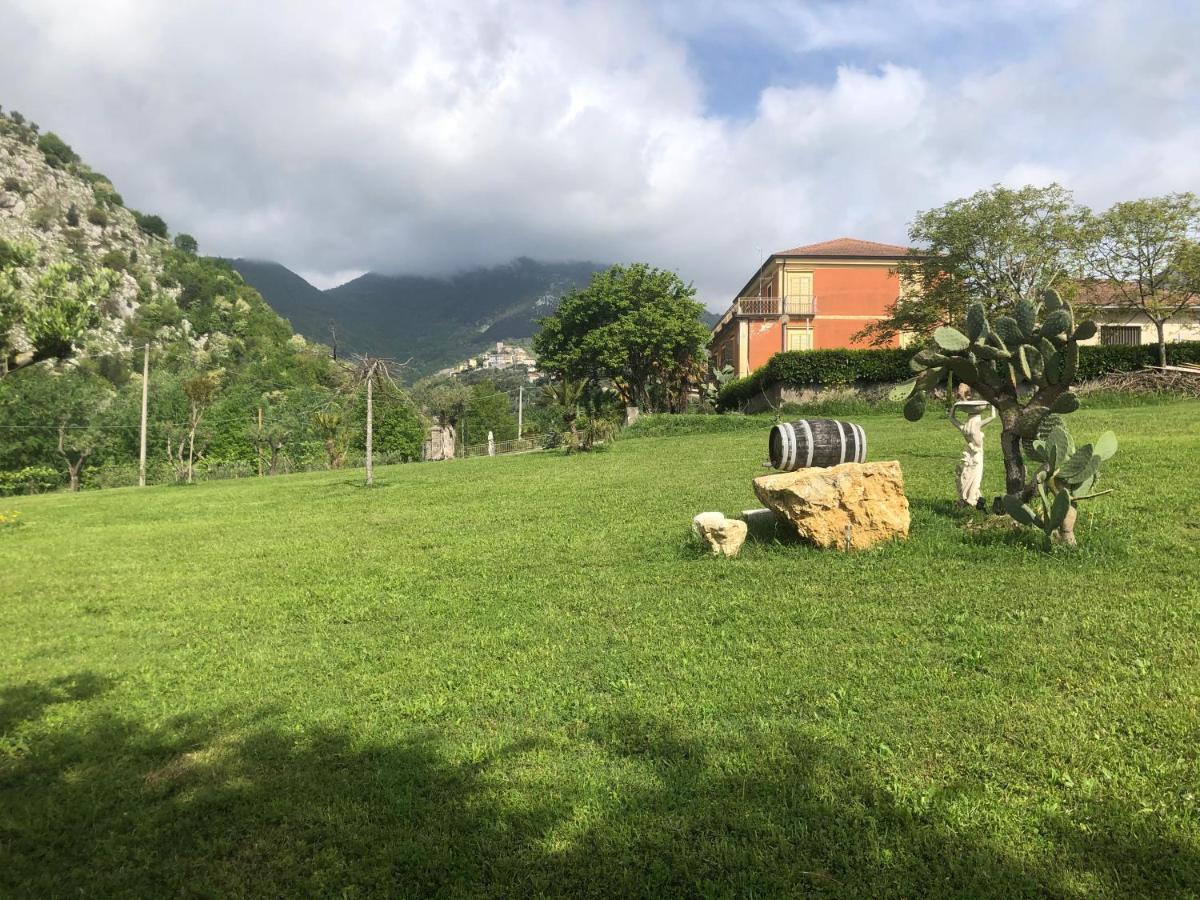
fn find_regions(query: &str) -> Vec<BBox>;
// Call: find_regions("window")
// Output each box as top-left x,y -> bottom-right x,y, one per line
1100,325 -> 1141,346
786,328 -> 813,351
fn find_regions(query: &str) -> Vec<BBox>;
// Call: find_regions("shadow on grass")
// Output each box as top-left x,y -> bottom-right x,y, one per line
2,678 -> 1197,897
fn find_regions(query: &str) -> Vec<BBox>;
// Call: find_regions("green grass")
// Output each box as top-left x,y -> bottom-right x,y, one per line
2,400 -> 1199,898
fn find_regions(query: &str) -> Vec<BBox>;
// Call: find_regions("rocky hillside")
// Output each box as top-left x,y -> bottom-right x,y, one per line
0,116 -> 161,352
0,110 -> 304,372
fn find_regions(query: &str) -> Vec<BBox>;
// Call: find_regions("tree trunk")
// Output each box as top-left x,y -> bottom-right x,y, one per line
1055,504 -> 1078,548
68,460 -> 82,492
998,408 -> 1026,496
186,426 -> 196,484
1156,320 -> 1167,368
365,375 -> 374,486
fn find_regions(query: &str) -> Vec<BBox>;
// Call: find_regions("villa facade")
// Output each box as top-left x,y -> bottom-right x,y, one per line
709,237 -> 913,378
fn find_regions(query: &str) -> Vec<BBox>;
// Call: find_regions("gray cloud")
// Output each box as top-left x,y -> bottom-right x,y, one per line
1,0 -> 1197,307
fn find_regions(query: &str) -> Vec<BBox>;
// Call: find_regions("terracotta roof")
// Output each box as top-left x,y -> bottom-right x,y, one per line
774,237 -> 912,258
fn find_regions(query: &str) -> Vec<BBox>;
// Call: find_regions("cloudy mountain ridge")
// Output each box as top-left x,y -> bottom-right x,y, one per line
230,257 -> 610,375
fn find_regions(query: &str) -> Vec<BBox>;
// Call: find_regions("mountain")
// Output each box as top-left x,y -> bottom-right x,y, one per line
233,258 -> 722,376
231,257 -> 608,376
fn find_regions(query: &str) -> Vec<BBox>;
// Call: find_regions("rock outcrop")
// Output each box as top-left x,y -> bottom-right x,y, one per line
752,461 -> 909,551
692,511 -> 748,557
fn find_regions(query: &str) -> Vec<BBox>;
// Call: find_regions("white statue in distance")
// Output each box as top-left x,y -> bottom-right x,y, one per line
949,398 -> 996,508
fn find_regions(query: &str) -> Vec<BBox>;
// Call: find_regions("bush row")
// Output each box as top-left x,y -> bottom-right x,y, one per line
0,466 -> 61,496
717,341 -> 1200,410
717,348 -> 916,410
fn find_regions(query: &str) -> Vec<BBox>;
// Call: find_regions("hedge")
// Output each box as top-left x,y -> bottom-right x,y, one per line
717,341 -> 1200,410
0,466 -> 62,496
718,348 -> 916,410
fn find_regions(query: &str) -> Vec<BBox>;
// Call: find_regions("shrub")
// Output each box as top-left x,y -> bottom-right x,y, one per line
30,202 -> 57,231
717,341 -> 1200,410
1076,341 -> 1200,378
718,348 -> 916,410
86,206 -> 109,227
100,249 -> 129,271
65,203 -> 80,226
2,176 -> 21,193
37,131 -> 80,169
0,466 -> 62,496
133,211 -> 169,239
92,184 -> 124,208
173,233 -> 198,254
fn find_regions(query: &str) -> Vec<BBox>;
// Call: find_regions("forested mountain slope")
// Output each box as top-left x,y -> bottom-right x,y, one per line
232,257 -> 608,376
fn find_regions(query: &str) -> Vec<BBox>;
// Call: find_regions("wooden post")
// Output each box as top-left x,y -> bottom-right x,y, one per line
256,407 -> 263,477
365,367 -> 374,486
138,344 -> 149,487
517,385 -> 523,440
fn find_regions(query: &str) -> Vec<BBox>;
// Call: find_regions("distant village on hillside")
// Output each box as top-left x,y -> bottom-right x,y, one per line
435,341 -> 538,380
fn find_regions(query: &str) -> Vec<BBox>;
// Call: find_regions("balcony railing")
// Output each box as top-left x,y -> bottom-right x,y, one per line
734,296 -> 817,317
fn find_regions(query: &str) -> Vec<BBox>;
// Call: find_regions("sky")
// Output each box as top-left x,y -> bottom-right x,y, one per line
1,0 -> 1198,307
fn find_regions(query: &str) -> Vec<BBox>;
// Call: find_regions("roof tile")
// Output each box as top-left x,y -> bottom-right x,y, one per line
774,237 -> 912,258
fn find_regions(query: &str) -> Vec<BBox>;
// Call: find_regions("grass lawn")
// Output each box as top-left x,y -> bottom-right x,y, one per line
2,399 -> 1199,897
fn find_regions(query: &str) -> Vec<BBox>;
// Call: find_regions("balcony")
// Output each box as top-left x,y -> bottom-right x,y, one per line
734,296 -> 817,317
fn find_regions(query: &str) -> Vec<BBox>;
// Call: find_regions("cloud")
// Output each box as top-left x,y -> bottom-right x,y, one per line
1,0 -> 1197,308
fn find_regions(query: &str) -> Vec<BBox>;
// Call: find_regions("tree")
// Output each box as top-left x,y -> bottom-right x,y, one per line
541,378 -> 585,446
181,370 -> 221,483
1085,193 -> 1200,368
858,184 -> 1088,346
464,381 -> 517,444
51,370 -> 113,492
533,263 -> 710,413
350,357 -> 410,485
133,211 -> 169,239
1,261 -> 117,377
314,410 -> 346,469
173,233 -> 199,255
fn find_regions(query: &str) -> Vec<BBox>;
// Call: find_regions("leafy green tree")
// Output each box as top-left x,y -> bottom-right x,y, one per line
533,263 -> 709,412
133,211 -> 169,239
174,233 -> 199,255
858,184 -> 1088,346
463,381 -> 516,444
350,380 -> 423,460
1085,193 -> 1200,368
51,369 -> 114,491
2,261 -> 117,377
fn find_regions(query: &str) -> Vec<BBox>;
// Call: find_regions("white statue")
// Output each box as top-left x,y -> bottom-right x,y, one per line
487,430 -> 495,456
949,399 -> 996,507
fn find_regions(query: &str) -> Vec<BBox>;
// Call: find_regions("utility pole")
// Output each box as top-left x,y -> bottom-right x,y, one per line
517,385 -> 523,440
256,407 -> 264,476
138,344 -> 149,487
365,366 -> 374,486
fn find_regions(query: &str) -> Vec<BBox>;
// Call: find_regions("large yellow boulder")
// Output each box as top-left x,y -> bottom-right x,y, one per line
752,461 -> 910,551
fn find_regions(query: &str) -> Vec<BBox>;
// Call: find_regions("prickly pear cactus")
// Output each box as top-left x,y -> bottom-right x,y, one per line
902,289 -> 1115,544
1003,423 -> 1117,547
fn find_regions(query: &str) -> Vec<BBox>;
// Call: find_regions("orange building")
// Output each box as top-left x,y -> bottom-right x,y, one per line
710,237 -> 913,377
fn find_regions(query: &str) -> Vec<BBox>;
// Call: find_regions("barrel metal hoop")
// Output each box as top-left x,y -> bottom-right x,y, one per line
836,420 -> 846,464
798,419 -> 814,468
852,423 -> 865,463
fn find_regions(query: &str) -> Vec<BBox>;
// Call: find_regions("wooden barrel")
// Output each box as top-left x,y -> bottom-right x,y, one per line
768,419 -> 866,470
